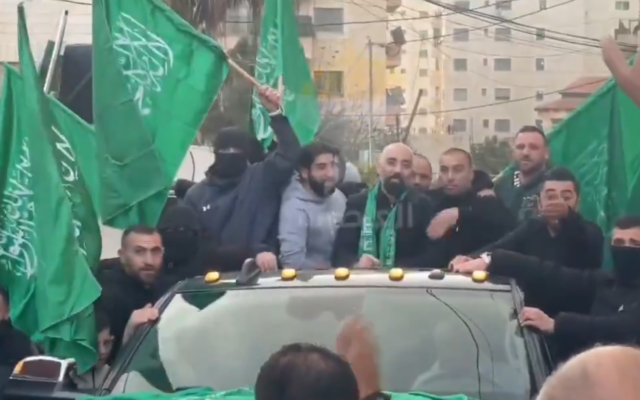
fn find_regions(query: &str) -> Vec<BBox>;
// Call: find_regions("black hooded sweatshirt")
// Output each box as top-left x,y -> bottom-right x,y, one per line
488,250 -> 640,360
428,188 -> 516,262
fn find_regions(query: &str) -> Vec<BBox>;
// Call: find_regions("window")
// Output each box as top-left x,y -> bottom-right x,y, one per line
433,28 -> 442,45
453,88 -> 468,101
419,69 -> 429,77
453,28 -> 470,42
616,1 -> 630,10
453,1 -> 470,9
313,71 -> 344,96
494,88 -> 511,101
536,28 -> 546,40
536,58 -> 545,71
452,119 -> 467,132
313,8 -> 344,33
483,119 -> 489,128
419,50 -> 429,58
539,0 -> 547,9
117,288 -> 531,395
535,90 -> 544,101
419,11 -> 430,18
435,86 -> 441,97
535,119 -> 544,129
481,88 -> 487,96
494,119 -> 511,133
419,30 -> 430,39
494,58 -> 512,71
495,27 -> 511,41
418,127 -> 428,134
400,68 -> 406,74
483,58 -> 488,66
496,0 -> 512,10
453,58 -> 468,71
418,108 -> 428,115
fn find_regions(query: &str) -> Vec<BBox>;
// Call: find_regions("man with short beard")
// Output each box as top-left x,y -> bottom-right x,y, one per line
494,125 -> 549,220
279,142 -> 346,270
332,143 -> 441,269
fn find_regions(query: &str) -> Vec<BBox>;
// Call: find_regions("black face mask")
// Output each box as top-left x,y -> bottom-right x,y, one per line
161,229 -> 199,264
308,177 -> 335,198
382,176 -> 406,198
610,245 -> 640,283
214,153 -> 247,179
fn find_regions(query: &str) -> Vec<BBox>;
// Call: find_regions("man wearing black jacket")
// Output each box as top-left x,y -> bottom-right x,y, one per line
184,86 -> 299,272
460,167 -> 603,270
452,214 -> 640,360
331,143 -> 441,269
427,148 -> 515,262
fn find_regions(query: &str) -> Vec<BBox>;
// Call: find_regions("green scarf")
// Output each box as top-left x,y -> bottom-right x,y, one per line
358,182 -> 406,269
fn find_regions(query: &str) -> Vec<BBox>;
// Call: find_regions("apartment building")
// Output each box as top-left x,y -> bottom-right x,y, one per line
439,0 -> 638,144
386,0 -> 447,138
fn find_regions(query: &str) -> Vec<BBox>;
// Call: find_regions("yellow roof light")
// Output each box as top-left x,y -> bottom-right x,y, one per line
388,268 -> 405,281
281,268 -> 297,281
204,271 -> 221,284
334,267 -> 350,281
472,270 -> 488,283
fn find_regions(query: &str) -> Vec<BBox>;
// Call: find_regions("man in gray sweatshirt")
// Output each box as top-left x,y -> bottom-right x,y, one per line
279,142 -> 347,270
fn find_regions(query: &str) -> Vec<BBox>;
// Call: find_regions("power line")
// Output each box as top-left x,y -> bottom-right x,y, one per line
333,77 -> 607,116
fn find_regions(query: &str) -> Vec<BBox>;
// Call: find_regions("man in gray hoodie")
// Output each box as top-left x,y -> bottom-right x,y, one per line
279,142 -> 347,270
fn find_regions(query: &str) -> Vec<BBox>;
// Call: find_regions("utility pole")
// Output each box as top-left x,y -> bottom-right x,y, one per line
367,37 -> 374,166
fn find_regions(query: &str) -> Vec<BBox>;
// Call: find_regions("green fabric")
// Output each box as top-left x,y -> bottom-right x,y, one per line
358,183 -> 405,269
251,0 -> 320,146
79,388 -> 478,400
92,0 -> 228,229
0,5 -> 101,373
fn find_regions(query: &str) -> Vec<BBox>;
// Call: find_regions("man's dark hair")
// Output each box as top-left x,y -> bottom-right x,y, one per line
472,169 -> 493,192
542,167 -> 580,196
297,142 -> 339,171
442,147 -> 472,167
121,225 -> 159,247
615,215 -> 640,230
516,125 -> 548,145
173,179 -> 195,200
255,343 -> 359,400
94,305 -> 110,333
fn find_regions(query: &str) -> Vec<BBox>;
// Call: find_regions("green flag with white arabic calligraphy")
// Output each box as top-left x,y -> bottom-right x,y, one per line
0,5 -> 101,372
251,0 -> 320,146
93,0 -> 228,229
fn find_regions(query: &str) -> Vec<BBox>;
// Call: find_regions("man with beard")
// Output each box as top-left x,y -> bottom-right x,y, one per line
279,142 -> 346,270
452,214 -> 640,361
426,148 -> 515,262
494,125 -> 549,220
184,86 -> 299,272
412,153 -> 433,193
98,226 -> 164,358
331,143 -> 441,269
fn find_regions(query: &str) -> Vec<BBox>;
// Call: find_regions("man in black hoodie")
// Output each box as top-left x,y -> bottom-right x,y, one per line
184,86 -> 299,272
427,148 -> 515,262
453,214 -> 640,361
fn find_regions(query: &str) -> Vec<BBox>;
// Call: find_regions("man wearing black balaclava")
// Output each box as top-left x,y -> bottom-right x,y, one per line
452,214 -> 640,362
183,86 -> 300,272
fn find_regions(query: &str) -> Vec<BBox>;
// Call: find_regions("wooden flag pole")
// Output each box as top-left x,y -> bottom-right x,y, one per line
225,56 -> 261,88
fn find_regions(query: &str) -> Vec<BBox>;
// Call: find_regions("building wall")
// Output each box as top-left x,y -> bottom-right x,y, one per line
440,0 -> 638,144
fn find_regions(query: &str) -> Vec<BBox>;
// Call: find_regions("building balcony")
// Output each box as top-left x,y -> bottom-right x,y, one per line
387,0 -> 401,12
386,43 -> 401,68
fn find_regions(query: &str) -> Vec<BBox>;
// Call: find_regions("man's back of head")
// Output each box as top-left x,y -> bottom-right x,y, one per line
538,345 -> 640,400
255,343 -> 359,400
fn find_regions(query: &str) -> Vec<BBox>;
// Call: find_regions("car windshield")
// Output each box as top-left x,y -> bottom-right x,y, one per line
111,287 -> 532,400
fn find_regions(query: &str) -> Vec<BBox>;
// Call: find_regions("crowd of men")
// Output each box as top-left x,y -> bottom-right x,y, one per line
1,87 -> 640,398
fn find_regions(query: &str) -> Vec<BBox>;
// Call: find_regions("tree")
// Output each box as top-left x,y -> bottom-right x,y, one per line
470,136 -> 512,175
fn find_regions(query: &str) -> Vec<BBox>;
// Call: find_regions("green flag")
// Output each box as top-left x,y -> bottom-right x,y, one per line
93,0 -> 228,229
7,5 -> 100,372
251,0 -> 320,146
79,389 -> 479,400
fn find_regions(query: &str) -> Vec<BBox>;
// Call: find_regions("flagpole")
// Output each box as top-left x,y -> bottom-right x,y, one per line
44,10 -> 69,94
